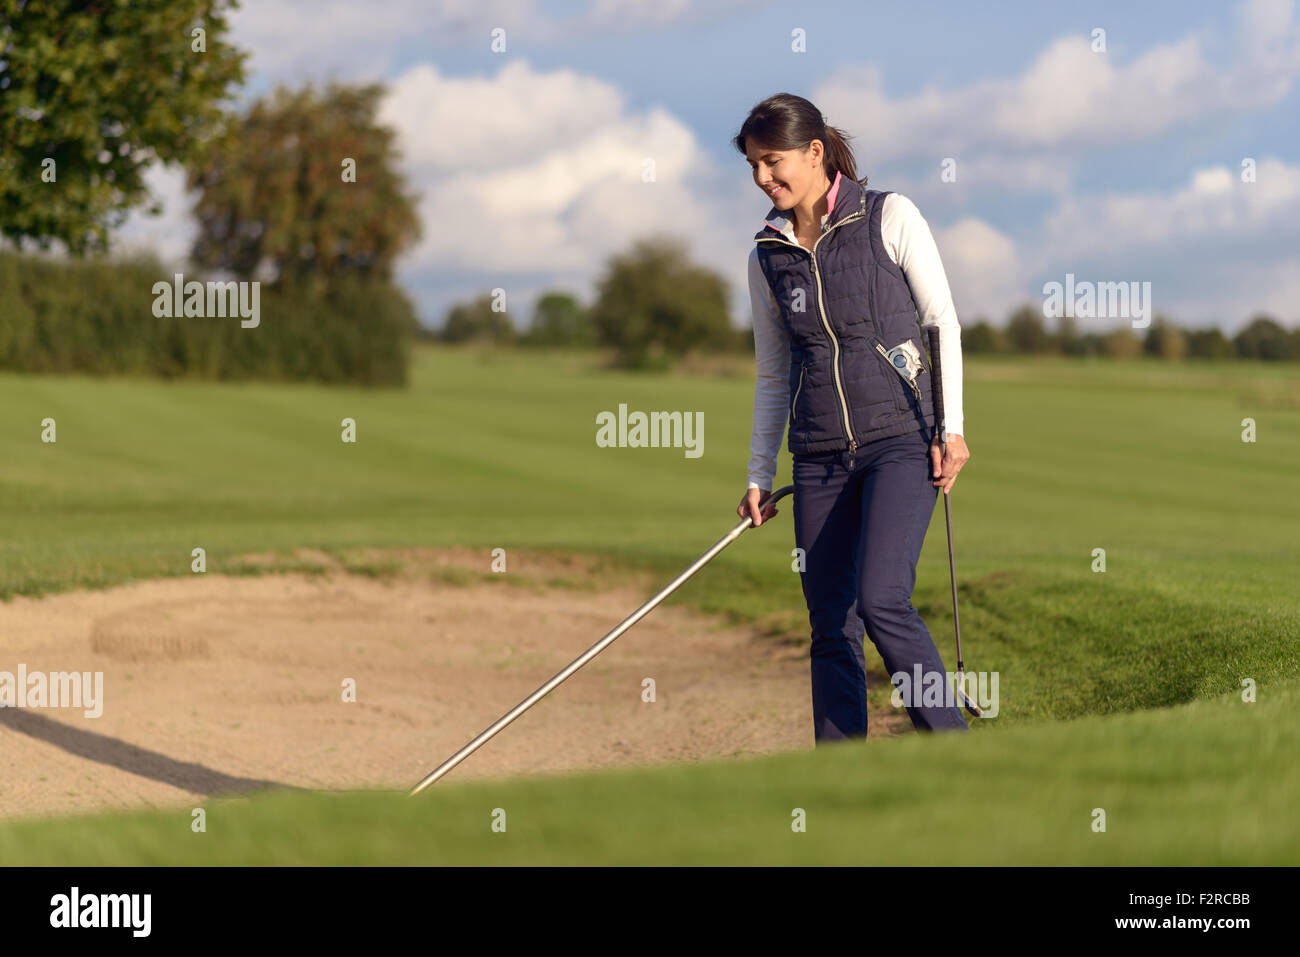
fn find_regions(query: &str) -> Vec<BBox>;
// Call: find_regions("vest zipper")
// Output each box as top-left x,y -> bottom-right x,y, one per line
790,362 -> 806,419
756,206 -> 866,455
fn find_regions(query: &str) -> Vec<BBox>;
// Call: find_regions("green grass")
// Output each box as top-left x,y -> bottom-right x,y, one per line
1,346 -> 1298,863
0,679 -> 1293,866
2,347 -> 1296,721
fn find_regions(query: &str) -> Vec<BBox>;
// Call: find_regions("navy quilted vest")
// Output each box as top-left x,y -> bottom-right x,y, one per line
754,178 -> 936,455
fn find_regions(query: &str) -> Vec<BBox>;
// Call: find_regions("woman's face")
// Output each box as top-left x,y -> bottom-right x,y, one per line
746,139 -> 824,210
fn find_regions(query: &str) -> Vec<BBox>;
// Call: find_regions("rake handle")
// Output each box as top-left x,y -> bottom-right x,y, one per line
410,485 -> 795,794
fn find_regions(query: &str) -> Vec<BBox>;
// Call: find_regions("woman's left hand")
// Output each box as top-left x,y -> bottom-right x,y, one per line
930,432 -> 970,495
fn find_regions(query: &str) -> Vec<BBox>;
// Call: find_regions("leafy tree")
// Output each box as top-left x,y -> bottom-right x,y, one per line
1233,314 -> 1289,359
523,292 -> 593,347
440,294 -> 516,344
1143,315 -> 1187,359
1077,333 -> 1105,356
0,0 -> 246,253
733,325 -> 756,354
1101,328 -> 1142,358
1005,303 -> 1052,354
962,319 -> 1005,354
1054,313 -> 1086,356
186,82 -> 420,284
590,236 -> 733,368
1185,327 -> 1234,359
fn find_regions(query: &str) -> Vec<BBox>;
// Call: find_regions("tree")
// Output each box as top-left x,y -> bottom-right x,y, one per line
1233,314 -> 1289,359
590,236 -> 733,368
186,82 -> 420,284
1185,327 -> 1234,359
440,295 -> 516,345
523,292 -> 593,347
1101,328 -> 1142,358
1077,333 -> 1105,356
1143,315 -> 1187,360
1005,303 -> 1052,354
962,319 -> 1006,354
1054,313 -> 1086,356
0,0 -> 246,253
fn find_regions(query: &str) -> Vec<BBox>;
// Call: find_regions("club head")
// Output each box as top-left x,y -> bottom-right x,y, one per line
955,672 -> 983,718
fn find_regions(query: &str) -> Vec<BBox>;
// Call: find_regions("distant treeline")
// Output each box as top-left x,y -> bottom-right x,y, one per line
425,238 -> 751,369
0,251 -> 418,385
962,305 -> 1300,360
426,239 -> 1298,366
431,286 -> 1300,365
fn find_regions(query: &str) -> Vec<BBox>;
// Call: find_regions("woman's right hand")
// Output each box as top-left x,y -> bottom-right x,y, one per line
737,487 -> 779,527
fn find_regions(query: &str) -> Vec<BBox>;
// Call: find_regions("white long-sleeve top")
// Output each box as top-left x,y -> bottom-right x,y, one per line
746,191 -> 965,492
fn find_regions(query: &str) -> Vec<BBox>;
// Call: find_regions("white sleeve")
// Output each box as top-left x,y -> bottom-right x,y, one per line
880,192 -> 965,439
746,245 -> 791,491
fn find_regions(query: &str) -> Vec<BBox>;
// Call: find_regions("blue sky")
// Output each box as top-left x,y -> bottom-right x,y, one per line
119,0 -> 1300,333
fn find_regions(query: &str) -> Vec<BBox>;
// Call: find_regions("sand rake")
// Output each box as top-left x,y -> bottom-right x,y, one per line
409,486 -> 795,795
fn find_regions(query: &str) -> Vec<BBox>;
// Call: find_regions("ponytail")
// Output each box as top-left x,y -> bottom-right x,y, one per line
821,124 -> 867,188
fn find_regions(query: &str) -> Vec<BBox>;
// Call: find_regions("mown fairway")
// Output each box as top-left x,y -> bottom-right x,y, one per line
0,346 -> 1297,862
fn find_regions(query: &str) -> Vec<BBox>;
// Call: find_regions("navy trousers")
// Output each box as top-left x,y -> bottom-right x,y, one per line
792,427 -> 969,740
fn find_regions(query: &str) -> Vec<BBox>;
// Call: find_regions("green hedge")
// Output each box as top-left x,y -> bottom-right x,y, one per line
0,251 -> 417,385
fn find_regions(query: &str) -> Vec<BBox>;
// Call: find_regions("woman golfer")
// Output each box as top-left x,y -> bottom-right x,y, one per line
734,93 -> 971,740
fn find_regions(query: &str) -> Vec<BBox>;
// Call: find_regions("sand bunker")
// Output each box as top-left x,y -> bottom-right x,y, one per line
0,549 -> 907,820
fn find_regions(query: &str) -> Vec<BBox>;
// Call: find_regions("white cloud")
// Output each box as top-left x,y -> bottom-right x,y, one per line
815,1 -> 1300,170
876,156 -> 1073,210
586,0 -> 694,28
1040,157 -> 1300,263
228,0 -> 532,83
379,60 -> 725,280
1233,0 -> 1300,95
377,60 -> 630,174
1021,157 -> 1300,326
113,164 -> 196,267
1221,259 -> 1300,324
932,218 -> 1023,321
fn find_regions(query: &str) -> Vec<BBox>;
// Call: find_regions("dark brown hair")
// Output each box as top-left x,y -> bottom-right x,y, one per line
732,92 -> 867,188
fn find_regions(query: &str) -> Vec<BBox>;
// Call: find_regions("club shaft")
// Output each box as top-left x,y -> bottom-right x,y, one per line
943,493 -> 963,670
927,326 -> 980,716
927,325 -> 961,663
410,486 -> 793,795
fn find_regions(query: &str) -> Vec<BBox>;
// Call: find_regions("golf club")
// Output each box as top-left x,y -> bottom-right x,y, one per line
409,484 -> 795,794
927,325 -> 983,718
